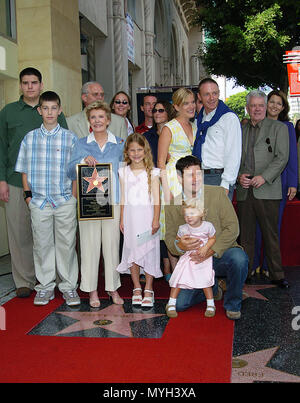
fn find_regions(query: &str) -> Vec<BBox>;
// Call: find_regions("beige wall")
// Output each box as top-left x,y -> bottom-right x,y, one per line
16,0 -> 82,116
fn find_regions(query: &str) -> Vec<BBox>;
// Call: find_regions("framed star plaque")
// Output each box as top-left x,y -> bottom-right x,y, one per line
76,163 -> 113,220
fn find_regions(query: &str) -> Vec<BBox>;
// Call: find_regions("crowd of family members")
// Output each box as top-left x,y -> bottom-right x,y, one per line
0,66 -> 299,319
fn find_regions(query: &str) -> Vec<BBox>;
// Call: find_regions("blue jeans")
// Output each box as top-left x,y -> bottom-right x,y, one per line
176,247 -> 248,313
204,172 -> 235,201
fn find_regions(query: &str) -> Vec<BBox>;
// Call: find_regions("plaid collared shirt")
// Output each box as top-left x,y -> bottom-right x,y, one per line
15,124 -> 78,209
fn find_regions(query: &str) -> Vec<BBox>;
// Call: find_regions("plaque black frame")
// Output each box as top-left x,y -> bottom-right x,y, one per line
76,163 -> 114,220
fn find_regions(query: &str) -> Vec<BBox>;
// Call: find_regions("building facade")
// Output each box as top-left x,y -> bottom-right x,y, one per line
0,0 -> 204,256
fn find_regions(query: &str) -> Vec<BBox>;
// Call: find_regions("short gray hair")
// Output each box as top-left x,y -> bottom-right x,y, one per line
81,81 -> 100,96
246,90 -> 267,106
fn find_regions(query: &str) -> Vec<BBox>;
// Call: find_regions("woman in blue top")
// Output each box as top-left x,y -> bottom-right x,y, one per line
67,101 -> 125,307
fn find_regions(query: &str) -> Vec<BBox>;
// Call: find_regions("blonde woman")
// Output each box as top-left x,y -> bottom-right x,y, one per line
117,133 -> 163,307
157,88 -> 197,205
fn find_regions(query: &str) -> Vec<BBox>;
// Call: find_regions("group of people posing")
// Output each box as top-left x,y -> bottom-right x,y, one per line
0,67 -> 298,322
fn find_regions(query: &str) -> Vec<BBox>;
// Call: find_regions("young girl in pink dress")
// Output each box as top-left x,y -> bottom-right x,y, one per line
166,198 -> 216,318
117,133 -> 163,307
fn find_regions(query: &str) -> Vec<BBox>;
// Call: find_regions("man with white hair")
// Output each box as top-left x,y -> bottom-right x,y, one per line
236,89 -> 290,288
67,81 -> 127,139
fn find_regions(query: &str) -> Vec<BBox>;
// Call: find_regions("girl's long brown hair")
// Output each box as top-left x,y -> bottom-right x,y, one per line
123,132 -> 154,198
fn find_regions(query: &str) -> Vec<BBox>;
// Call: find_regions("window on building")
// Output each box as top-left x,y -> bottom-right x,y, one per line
0,0 -> 16,40
126,0 -> 142,28
126,0 -> 136,20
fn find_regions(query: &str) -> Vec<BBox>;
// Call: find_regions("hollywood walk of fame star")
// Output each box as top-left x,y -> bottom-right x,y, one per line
242,284 -> 276,301
83,167 -> 107,193
231,347 -> 300,383
54,303 -> 165,338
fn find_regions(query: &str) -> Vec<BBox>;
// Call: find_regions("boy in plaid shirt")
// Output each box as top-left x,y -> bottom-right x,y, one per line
15,91 -> 80,306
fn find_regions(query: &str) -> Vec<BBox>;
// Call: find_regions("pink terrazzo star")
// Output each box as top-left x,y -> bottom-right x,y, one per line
54,303 -> 165,337
243,284 -> 276,301
232,347 -> 300,383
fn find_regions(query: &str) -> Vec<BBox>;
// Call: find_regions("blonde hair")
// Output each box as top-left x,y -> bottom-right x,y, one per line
85,100 -> 111,122
172,87 -> 194,107
182,198 -> 206,219
123,132 -> 154,197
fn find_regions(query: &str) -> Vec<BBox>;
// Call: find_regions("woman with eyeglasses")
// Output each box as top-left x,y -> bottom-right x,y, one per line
253,90 -> 298,277
110,91 -> 134,136
144,101 -> 176,166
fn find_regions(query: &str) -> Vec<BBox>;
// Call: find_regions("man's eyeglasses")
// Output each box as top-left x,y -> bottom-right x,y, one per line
114,100 -> 128,105
153,108 -> 165,113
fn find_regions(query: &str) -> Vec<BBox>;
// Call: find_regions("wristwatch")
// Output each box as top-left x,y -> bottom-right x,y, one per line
23,190 -> 32,200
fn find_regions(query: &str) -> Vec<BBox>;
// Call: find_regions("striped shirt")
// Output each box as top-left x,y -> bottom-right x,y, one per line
15,124 -> 78,209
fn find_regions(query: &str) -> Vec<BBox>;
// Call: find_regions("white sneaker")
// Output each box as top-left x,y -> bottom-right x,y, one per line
34,290 -> 55,305
62,290 -> 80,306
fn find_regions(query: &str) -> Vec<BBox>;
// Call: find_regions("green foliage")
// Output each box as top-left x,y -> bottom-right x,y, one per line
243,4 -> 290,62
225,91 -> 248,120
194,0 -> 300,92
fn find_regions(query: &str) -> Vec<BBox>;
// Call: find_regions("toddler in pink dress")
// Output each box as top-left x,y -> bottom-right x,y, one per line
166,198 -> 216,318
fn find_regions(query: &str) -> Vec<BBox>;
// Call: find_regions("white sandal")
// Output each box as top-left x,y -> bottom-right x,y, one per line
141,289 -> 154,307
132,288 -> 142,305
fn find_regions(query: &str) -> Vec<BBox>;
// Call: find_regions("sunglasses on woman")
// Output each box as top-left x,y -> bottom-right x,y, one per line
114,100 -> 128,105
152,108 -> 165,113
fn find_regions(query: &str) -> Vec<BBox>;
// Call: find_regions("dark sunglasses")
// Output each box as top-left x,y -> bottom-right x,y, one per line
266,138 -> 272,152
114,100 -> 128,105
153,108 -> 165,113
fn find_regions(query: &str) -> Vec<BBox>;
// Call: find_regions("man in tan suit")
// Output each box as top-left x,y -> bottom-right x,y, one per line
236,90 -> 289,288
165,155 -> 248,320
67,81 -> 127,140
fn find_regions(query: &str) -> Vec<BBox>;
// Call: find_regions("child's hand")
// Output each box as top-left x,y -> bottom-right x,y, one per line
178,235 -> 202,251
152,220 -> 160,235
197,245 -> 208,258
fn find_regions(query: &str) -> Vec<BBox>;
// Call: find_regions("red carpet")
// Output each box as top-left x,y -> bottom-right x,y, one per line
0,277 -> 234,383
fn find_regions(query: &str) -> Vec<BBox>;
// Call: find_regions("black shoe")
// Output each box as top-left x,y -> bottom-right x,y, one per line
271,279 -> 290,289
245,276 -> 255,284
16,287 -> 32,298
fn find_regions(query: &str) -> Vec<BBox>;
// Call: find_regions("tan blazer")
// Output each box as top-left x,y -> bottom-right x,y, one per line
66,110 -> 128,140
165,185 -> 240,259
236,118 -> 289,201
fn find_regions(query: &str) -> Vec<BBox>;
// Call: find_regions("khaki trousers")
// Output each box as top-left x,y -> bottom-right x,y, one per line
237,189 -> 284,281
29,198 -> 78,292
78,205 -> 121,292
5,185 -> 35,289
